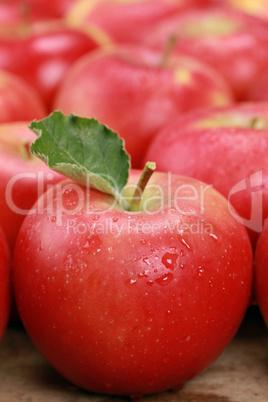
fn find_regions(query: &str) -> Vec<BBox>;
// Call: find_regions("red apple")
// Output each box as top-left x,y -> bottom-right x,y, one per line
0,227 -> 10,343
255,218 -> 268,326
53,45 -> 234,168
13,173 -> 253,396
143,7 -> 268,101
0,22 -> 100,110
246,71 -> 268,103
0,69 -> 46,123
226,0 -> 268,22
65,0 -> 197,44
12,112 -> 253,396
143,102 -> 268,247
0,0 -> 79,31
0,121 -> 64,251
0,1 -> 26,37
20,0 -> 80,20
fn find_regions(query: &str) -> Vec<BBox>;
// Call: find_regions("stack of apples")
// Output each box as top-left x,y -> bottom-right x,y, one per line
1,0 -> 268,399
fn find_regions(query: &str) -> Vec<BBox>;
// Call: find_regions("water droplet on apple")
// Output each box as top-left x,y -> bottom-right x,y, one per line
209,233 -> 218,240
80,237 -> 89,248
112,217 -> 118,222
50,216 -> 56,222
92,215 -> 99,220
161,252 -> 178,270
211,232 -> 223,244
143,257 -> 150,266
155,273 -> 174,286
137,270 -> 149,279
178,237 -> 191,250
125,278 -> 137,286
197,266 -> 205,276
140,239 -> 146,245
81,235 -> 102,254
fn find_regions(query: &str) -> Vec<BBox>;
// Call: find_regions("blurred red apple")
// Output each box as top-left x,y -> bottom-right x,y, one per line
143,102 -> 268,247
0,0 -> 79,32
20,0 -> 79,20
144,7 -> 268,101
53,45 -> 234,168
0,121 -> 65,321
246,71 -> 268,103
65,0 -> 196,44
0,1 -> 26,37
226,0 -> 268,22
0,69 -> 46,123
0,121 -> 64,251
0,22 -> 100,110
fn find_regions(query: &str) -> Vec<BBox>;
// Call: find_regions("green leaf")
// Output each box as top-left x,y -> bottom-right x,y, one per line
29,111 -> 130,206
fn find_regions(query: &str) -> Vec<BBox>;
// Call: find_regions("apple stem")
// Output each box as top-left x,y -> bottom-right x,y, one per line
160,35 -> 177,67
18,4 -> 32,36
129,161 -> 156,212
249,116 -> 266,130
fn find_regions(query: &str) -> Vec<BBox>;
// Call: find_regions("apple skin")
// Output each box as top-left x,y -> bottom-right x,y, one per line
226,0 -> 268,22
0,0 -> 79,34
53,45 -> 233,168
0,121 -> 64,251
0,69 -> 46,123
0,23 -> 100,111
0,227 -> 10,343
0,1 -> 25,37
143,102 -> 268,248
13,171 -> 253,396
143,7 -> 268,101
19,0 -> 79,20
255,218 -> 268,326
65,0 -> 197,44
246,71 -> 268,103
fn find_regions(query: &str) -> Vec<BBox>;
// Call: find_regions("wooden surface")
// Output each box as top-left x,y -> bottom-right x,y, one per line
0,306 -> 268,402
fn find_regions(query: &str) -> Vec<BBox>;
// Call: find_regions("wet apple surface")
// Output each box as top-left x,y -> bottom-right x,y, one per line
12,113 -> 253,396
